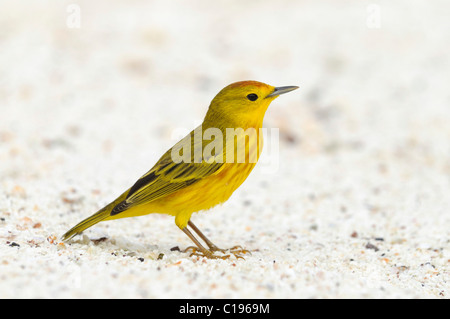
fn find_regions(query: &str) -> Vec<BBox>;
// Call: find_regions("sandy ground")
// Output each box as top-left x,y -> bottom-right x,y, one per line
0,0 -> 449,298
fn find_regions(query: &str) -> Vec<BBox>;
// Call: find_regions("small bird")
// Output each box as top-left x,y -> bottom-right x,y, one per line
62,81 -> 298,259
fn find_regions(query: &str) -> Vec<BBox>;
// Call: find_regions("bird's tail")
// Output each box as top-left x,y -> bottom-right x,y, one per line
61,205 -> 111,241
61,192 -> 127,241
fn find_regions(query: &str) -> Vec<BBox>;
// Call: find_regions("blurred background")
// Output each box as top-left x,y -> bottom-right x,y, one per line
0,0 -> 449,298
1,0 -> 449,178
1,0 -> 449,217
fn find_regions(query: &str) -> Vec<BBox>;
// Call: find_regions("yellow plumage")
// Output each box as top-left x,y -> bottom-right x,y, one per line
62,81 -> 298,258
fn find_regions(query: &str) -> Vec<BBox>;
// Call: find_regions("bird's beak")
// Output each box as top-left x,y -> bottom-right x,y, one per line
266,86 -> 299,98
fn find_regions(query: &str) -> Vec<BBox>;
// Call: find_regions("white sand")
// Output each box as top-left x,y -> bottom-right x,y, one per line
0,0 -> 449,298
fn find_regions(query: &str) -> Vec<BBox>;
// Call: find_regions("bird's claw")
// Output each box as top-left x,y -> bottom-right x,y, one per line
183,246 -> 230,260
183,245 -> 250,260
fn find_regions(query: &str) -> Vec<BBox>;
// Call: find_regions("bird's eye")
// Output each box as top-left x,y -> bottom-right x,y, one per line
247,93 -> 258,101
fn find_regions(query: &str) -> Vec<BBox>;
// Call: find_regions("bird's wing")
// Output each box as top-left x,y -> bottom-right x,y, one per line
110,127 -> 225,216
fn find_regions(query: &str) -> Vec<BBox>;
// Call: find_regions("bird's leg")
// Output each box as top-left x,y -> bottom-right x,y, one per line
187,221 -> 250,258
188,221 -> 226,253
181,227 -> 230,260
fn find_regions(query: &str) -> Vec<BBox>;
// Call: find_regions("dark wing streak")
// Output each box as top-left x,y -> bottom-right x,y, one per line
126,171 -> 157,200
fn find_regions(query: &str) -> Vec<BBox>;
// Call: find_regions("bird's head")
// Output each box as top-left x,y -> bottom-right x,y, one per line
204,80 -> 298,128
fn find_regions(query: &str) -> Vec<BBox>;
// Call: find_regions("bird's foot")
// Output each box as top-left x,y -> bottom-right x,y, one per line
183,246 -> 230,260
183,245 -> 250,260
226,245 -> 251,260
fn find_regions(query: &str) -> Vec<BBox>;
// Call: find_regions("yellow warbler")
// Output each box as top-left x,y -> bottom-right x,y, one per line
62,81 -> 298,259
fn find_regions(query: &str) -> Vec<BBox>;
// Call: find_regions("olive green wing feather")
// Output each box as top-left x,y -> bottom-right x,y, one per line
110,127 -> 225,216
